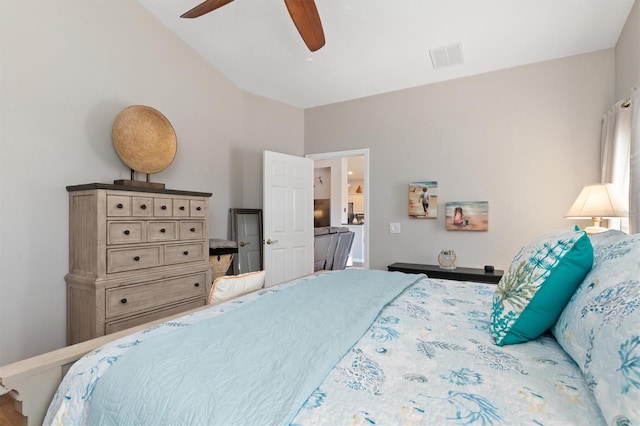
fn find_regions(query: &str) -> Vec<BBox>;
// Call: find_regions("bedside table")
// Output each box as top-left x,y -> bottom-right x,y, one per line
387,262 -> 503,284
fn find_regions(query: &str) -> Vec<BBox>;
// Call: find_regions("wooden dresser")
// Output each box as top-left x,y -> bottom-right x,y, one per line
66,183 -> 213,345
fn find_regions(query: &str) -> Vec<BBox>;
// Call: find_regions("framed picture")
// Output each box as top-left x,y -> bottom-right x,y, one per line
445,201 -> 489,231
409,181 -> 438,218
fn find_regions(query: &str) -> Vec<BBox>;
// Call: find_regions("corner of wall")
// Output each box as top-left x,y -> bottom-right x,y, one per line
615,0 -> 640,99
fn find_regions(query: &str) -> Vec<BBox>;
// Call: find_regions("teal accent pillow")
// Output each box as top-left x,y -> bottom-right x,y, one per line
490,228 -> 593,346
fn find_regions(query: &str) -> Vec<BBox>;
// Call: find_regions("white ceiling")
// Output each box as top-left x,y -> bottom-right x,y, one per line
138,0 -> 635,108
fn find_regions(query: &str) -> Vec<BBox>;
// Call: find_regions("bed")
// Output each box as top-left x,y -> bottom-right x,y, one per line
1,228 -> 638,425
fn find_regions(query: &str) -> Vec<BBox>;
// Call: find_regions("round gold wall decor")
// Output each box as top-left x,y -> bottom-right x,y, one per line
112,105 -> 177,174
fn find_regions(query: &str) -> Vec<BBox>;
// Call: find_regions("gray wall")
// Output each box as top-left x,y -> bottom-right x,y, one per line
0,1 -> 304,365
616,0 -> 640,99
305,50 -> 616,271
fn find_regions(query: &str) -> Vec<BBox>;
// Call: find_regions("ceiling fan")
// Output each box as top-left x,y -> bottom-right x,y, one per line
181,0 -> 326,52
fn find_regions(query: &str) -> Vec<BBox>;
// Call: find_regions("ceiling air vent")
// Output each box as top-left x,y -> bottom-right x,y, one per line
429,43 -> 464,69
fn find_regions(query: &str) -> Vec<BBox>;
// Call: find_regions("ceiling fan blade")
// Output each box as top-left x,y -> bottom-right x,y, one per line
283,0 -> 325,52
181,0 -> 235,18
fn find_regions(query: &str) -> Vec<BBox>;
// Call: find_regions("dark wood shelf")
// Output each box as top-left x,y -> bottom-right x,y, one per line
66,183 -> 212,197
388,262 -> 503,284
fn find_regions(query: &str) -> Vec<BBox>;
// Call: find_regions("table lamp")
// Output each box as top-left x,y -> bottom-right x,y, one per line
565,183 -> 628,234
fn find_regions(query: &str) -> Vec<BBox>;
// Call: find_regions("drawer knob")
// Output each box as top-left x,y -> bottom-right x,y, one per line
140,204 -> 147,210
194,282 -> 200,287
117,203 -> 123,209
196,206 -> 202,211
160,228 -> 166,233
190,227 -> 196,232
180,206 -> 185,211
183,251 -> 189,256
123,230 -> 130,235
134,256 -> 140,261
161,205 -> 167,210
120,298 -> 127,304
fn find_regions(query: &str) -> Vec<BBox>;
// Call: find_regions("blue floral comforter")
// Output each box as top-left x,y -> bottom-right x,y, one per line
46,271 -> 605,425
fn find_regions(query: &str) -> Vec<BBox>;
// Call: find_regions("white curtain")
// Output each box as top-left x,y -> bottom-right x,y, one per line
601,99 -> 631,232
630,84 -> 640,234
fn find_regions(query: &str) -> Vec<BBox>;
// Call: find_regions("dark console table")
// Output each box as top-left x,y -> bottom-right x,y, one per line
387,262 -> 503,284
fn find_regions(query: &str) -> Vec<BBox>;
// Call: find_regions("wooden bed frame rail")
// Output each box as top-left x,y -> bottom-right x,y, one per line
0,305 -> 209,425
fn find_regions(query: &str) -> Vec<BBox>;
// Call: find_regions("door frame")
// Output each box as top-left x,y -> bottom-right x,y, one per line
306,149 -> 370,270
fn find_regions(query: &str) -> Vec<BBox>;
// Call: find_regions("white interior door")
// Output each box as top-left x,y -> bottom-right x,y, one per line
263,150 -> 314,287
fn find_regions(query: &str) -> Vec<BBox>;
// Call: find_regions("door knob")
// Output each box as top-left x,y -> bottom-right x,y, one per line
265,239 -> 278,245
239,241 -> 250,247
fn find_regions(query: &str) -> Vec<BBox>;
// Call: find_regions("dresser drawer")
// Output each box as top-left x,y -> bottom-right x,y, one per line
105,298 -> 205,334
107,221 -> 144,245
105,272 -> 207,319
180,221 -> 204,239
153,198 -> 173,216
173,199 -> 190,217
148,221 -> 178,242
107,246 -> 162,273
107,195 -> 131,216
165,242 -> 206,265
190,200 -> 206,217
132,196 -> 153,217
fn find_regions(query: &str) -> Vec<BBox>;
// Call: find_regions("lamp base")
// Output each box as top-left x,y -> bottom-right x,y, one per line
585,226 -> 608,235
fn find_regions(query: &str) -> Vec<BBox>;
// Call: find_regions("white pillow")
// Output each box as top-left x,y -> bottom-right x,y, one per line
208,270 -> 266,305
552,233 -> 640,425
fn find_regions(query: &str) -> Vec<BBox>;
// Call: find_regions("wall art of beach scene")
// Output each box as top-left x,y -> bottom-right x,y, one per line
409,181 -> 438,219
445,201 -> 489,231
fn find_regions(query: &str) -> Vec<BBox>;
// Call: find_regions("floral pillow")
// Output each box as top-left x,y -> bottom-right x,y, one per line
490,228 -> 593,346
552,233 -> 640,425
588,229 -> 628,263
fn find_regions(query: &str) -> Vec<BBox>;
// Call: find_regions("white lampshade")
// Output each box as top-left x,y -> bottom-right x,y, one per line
565,183 -> 628,233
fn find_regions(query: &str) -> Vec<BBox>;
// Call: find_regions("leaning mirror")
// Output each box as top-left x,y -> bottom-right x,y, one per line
230,208 -> 263,274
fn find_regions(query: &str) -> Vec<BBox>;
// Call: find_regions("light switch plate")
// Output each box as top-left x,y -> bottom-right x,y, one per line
389,223 -> 401,233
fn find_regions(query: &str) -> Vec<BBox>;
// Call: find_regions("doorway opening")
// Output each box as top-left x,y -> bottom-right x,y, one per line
306,149 -> 370,270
